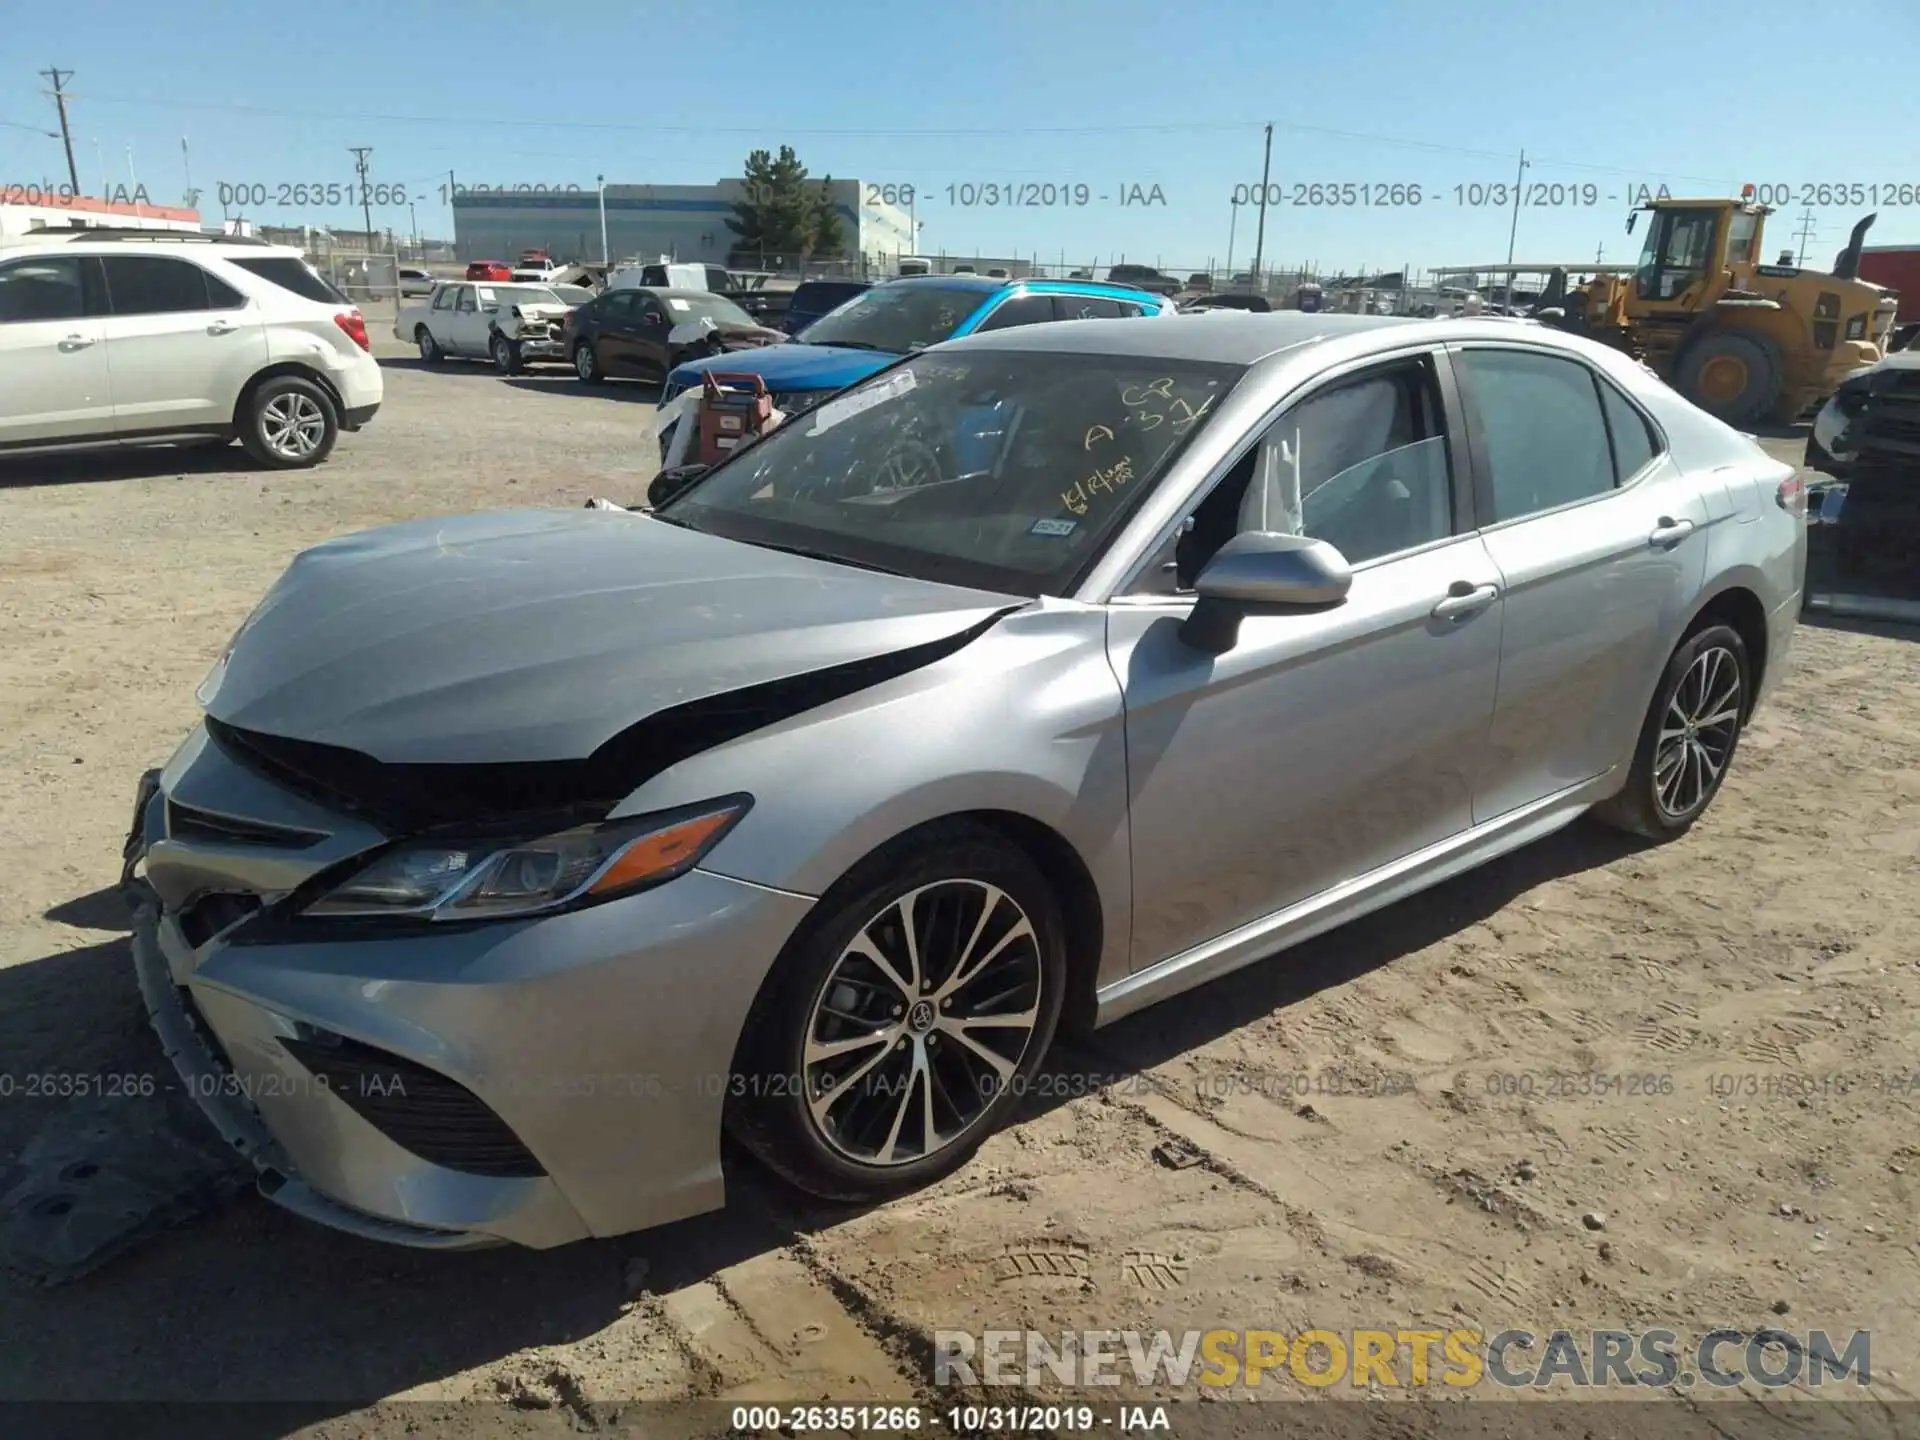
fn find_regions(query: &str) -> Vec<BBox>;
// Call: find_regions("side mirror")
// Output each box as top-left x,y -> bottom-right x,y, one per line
647,463 -> 709,509
1535,306 -> 1566,322
1180,531 -> 1352,654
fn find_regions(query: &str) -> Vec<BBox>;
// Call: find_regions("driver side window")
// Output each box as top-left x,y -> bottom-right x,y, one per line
1134,357 -> 1457,594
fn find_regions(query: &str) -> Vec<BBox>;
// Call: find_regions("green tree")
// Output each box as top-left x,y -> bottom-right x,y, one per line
727,146 -> 845,265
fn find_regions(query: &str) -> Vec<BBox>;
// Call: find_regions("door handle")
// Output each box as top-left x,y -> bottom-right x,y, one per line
58,334 -> 96,351
1431,581 -> 1500,621
207,321 -> 240,335
1648,517 -> 1696,548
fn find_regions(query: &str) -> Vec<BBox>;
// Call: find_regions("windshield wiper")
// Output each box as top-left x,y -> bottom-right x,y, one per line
747,539 -> 905,576
807,338 -> 886,351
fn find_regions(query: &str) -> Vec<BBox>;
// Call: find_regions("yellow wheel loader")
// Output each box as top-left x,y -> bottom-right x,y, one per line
1537,195 -> 1898,426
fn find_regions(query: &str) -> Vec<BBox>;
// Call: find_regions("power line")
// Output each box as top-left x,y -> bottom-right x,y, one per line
71,89 -> 1769,192
39,68 -> 80,195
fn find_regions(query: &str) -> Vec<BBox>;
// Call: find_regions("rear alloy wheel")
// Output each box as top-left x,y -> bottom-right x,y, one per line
573,340 -> 603,383
1593,623 -> 1750,840
239,376 -> 338,469
416,326 -> 443,364
1675,331 -> 1780,427
727,825 -> 1066,1202
492,332 -> 521,374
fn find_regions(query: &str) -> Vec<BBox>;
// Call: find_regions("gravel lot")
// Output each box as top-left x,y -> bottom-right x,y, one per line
1,329 -> 1916,1435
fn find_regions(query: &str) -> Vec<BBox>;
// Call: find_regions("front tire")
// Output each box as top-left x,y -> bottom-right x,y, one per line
492,332 -> 522,374
416,326 -> 443,364
726,824 -> 1067,1203
1592,623 -> 1750,841
1675,331 -> 1780,427
239,376 -> 338,469
573,339 -> 603,383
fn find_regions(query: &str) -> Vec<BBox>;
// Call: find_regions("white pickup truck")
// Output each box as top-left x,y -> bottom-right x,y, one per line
395,279 -> 594,372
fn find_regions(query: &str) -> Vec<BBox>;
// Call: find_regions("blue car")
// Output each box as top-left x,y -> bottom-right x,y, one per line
657,275 -> 1176,458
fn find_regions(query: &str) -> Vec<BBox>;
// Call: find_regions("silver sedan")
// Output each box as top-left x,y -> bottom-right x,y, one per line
125,313 -> 1805,1249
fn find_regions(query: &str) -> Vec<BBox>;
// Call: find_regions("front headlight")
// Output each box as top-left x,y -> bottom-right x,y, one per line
303,797 -> 750,922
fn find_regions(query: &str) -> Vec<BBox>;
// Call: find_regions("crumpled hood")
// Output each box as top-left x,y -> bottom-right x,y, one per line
669,342 -> 895,395
512,302 -> 572,320
203,509 -> 1016,765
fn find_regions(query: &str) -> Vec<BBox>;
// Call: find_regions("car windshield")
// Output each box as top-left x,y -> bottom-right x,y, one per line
659,349 -> 1243,596
480,285 -> 567,306
661,293 -> 755,326
797,283 -> 985,353
550,285 -> 594,304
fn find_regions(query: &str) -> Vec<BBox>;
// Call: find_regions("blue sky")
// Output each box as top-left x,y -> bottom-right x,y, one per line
5,0 -> 1917,277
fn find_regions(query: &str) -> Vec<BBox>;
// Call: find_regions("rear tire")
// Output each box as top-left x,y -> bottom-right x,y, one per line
1675,331 -> 1780,427
239,376 -> 338,470
725,823 -> 1067,1204
1592,623 -> 1750,841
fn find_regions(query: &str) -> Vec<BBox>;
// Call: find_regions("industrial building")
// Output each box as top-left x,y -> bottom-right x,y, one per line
0,191 -> 201,238
450,178 -> 916,270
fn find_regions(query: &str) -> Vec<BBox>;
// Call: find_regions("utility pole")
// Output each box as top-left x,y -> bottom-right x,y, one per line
349,146 -> 375,253
1792,207 -> 1818,267
1250,123 -> 1273,292
1505,149 -> 1529,304
40,68 -> 81,196
597,172 -> 609,263
1227,197 -> 1240,277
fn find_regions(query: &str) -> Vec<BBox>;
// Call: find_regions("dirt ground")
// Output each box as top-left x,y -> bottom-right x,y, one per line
1,324 -> 1916,1437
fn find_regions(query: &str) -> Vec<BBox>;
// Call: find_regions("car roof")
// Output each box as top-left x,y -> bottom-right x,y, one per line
0,231 -> 301,256
939,311 -> 1418,364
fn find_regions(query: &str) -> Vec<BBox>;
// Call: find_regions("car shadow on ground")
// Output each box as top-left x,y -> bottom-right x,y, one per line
0,819 -> 1639,1426
0,442 -> 260,490
1802,610 -> 1920,643
501,374 -> 665,405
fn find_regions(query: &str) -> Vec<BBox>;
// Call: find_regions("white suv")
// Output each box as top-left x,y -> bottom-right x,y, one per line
0,229 -> 382,469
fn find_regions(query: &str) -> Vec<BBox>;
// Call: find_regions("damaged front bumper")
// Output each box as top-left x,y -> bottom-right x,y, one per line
121,730 -> 817,1249
509,326 -> 565,360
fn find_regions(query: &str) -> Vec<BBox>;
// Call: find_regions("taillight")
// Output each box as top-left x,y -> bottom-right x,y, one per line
333,310 -> 370,352
1776,474 -> 1807,515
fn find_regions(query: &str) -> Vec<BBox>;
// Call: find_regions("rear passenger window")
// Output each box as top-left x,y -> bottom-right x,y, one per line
1110,300 -> 1145,318
227,257 -> 347,305
1058,296 -> 1123,320
973,294 -> 1057,331
1598,378 -> 1659,482
204,270 -> 245,309
101,256 -> 216,315
1454,349 -> 1616,522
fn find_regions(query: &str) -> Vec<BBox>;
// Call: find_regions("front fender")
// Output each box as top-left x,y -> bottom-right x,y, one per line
611,601 -> 1137,992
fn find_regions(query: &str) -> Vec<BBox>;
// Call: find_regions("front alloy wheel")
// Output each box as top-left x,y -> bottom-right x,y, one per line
726,824 -> 1066,1202
804,880 -> 1043,1166
574,340 -> 602,383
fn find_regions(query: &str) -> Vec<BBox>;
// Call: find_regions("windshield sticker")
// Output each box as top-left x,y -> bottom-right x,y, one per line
808,369 -> 918,435
1061,454 -> 1137,516
667,298 -> 690,311
1030,517 -> 1078,537
477,287 -> 496,302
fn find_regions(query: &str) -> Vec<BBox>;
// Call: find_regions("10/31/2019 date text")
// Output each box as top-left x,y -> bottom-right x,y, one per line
863,182 -> 1166,208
